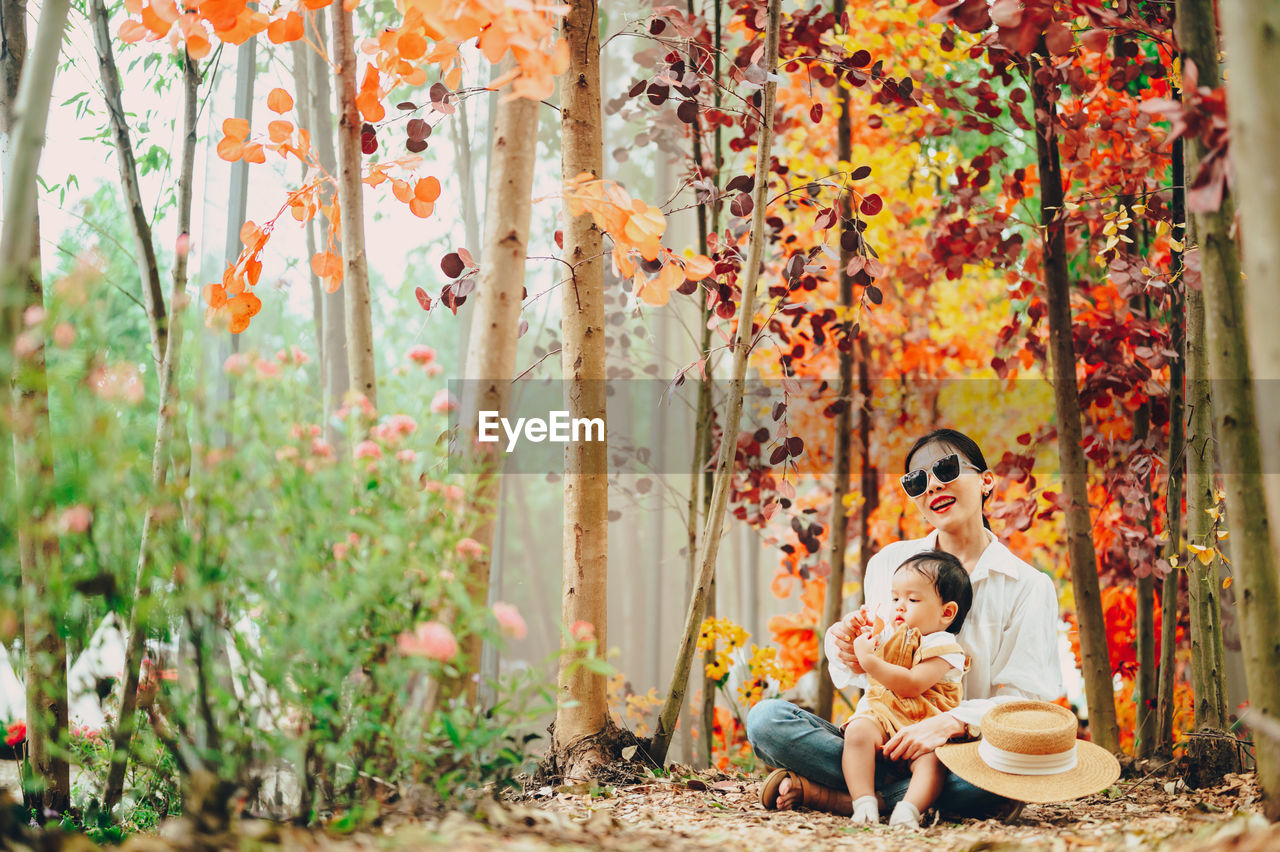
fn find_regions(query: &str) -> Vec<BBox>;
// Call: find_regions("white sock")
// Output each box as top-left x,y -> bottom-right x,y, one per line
850,794 -> 879,823
888,800 -> 921,828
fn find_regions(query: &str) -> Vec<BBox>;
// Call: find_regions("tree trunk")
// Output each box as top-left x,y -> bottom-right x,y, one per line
548,0 -> 614,781
104,51 -> 200,814
452,85 -> 539,706
1156,136 -> 1186,760
87,0 -> 166,370
1216,0 -> 1280,818
1177,0 -> 1257,791
2,0 -> 73,816
291,37 -> 324,391
305,13 -> 348,442
331,2 -> 376,407
816,3 -> 855,721
648,0 -> 782,765
1030,45 -> 1119,753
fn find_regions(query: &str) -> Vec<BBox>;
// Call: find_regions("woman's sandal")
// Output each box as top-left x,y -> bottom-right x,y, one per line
759,768 -> 852,815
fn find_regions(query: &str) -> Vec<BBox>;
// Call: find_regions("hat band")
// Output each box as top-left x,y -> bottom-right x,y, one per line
978,738 -> 1078,775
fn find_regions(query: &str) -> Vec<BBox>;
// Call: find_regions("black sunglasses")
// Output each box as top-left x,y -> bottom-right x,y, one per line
900,453 -> 981,498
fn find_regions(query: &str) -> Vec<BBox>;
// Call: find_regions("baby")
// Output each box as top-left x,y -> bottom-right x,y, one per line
839,550 -> 972,828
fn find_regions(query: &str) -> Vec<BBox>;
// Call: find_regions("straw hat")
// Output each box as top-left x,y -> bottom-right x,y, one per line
935,701 -> 1121,803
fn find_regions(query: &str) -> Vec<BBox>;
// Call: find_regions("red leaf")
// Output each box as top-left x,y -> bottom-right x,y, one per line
415,286 -> 431,311
810,103 -> 823,123
860,194 -> 883,216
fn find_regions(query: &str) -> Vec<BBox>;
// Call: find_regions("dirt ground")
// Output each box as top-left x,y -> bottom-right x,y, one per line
6,762 -> 1278,850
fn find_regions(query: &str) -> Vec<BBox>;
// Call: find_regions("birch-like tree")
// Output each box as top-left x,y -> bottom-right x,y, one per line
2,0 -> 72,815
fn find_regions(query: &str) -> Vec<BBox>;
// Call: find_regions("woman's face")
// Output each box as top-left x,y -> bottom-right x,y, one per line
905,441 -> 993,534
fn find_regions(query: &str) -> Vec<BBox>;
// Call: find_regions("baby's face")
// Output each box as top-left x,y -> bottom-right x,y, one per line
889,568 -> 954,635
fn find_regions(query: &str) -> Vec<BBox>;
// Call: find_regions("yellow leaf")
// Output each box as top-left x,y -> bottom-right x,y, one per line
1188,543 -> 1215,565
1216,530 -> 1229,540
1223,576 -> 1232,589
1168,555 -> 1179,569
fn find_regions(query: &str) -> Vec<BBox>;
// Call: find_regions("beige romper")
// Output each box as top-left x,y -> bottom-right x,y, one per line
844,623 -> 967,738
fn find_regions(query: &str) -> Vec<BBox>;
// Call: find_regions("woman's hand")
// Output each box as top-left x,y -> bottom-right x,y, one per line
882,714 -> 966,762
829,612 -> 868,673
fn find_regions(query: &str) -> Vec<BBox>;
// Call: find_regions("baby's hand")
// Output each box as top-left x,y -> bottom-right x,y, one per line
852,633 -> 876,668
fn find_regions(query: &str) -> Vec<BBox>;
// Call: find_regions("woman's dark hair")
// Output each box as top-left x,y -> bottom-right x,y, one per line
904,428 -> 992,531
896,550 -> 973,635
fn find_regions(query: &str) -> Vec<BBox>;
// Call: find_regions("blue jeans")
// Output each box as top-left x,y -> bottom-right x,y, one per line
746,698 -> 1008,817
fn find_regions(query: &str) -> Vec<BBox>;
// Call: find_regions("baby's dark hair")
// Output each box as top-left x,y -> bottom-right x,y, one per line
896,550 -> 973,634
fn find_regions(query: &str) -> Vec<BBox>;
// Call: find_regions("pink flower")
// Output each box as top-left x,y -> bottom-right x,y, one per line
57,505 -> 93,535
53,324 -> 75,348
431,389 -> 458,414
276,345 -> 311,366
354,440 -> 382,460
333,542 -> 349,561
14,330 -> 41,358
571,620 -> 595,642
4,720 -> 25,747
425,363 -> 443,377
254,359 -> 280,379
397,621 -> 458,661
407,344 -> 437,366
386,414 -> 417,437
493,602 -> 527,640
442,485 -> 464,502
455,537 -> 485,558
311,438 -> 335,459
223,353 -> 250,375
275,446 -> 300,462
23,306 -> 45,327
423,480 -> 443,492
90,363 -> 144,405
396,449 -> 417,463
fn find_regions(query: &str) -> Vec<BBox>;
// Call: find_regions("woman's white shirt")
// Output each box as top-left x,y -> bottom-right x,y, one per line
824,529 -> 1063,731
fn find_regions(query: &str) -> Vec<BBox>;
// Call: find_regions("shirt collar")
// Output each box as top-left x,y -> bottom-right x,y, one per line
925,529 -> 1016,583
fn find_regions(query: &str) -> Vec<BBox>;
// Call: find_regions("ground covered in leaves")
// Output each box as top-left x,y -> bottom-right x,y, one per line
5,763 -> 1279,850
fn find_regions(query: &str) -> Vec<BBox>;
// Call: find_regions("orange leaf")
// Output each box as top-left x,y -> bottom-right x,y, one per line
355,89 -> 385,123
311,251 -> 341,279
239,221 -> 260,246
267,88 -> 294,114
246,258 -> 263,286
268,120 -> 293,143
117,20 -> 149,42
184,32 -> 212,59
140,3 -> 172,36
216,137 -> 243,162
242,142 -> 266,164
683,254 -> 714,281
222,117 -> 250,141
408,199 -> 433,218
267,11 -> 303,43
443,65 -> 462,90
414,176 -> 440,202
151,0 -> 178,24
404,66 -> 428,87
203,283 -> 227,309
392,179 -> 413,203
397,30 -> 427,60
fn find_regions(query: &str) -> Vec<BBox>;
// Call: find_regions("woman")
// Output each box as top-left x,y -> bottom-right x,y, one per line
746,429 -> 1063,818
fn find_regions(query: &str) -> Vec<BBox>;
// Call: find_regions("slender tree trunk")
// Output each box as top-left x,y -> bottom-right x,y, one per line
331,2 -> 376,407
291,38 -> 324,391
1,0 -> 72,815
87,0 -> 166,370
306,13 -> 348,441
1134,402 -> 1157,759
1156,136 -> 1187,760
452,85 -> 539,706
817,3 -> 855,721
1184,277 -> 1229,725
549,0 -> 612,781
1177,0 -> 1257,790
449,93 -> 481,258
1030,45 -> 1118,753
104,52 -> 200,814
649,0 -> 782,765
855,335 -> 876,599
1217,1 -> 1280,818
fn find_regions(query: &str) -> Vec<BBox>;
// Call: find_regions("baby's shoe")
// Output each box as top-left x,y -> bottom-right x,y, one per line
888,800 -> 921,828
850,794 -> 879,824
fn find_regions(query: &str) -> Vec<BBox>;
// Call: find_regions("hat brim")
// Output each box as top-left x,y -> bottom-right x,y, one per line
935,739 -> 1121,803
